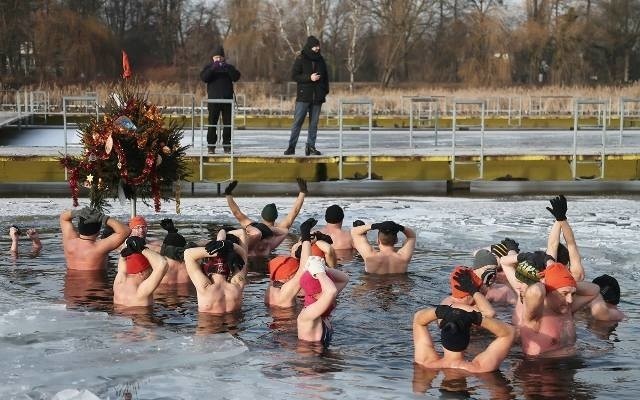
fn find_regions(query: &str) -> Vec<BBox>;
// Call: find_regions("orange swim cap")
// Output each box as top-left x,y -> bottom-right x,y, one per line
129,215 -> 147,229
450,266 -> 482,299
126,253 -> 151,274
543,263 -> 576,292
268,256 -> 299,282
311,243 -> 325,258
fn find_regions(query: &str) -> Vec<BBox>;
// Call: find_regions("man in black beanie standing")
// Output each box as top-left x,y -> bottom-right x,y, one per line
200,45 -> 241,154
284,35 -> 329,156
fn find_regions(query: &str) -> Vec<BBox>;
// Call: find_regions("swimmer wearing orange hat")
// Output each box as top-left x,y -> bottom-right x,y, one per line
439,266 -> 496,319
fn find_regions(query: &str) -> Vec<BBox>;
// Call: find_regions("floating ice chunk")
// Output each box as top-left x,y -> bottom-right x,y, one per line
52,388 -> 101,400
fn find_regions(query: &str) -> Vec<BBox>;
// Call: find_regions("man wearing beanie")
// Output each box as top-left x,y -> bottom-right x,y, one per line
412,304 -> 515,372
224,179 -> 307,256
351,219 -> 416,274
113,236 -> 169,308
284,35 -> 329,156
60,207 -> 130,270
200,44 -> 241,154
319,204 -> 354,252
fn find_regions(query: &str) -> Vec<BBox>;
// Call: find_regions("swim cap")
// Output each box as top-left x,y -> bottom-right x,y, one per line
203,255 -> 230,278
473,249 -> 498,268
450,266 -> 482,298
268,256 -> 299,282
300,269 -> 334,307
261,204 -> 278,223
325,204 -> 344,224
440,310 -> 472,352
128,215 -> 147,229
543,263 -> 576,293
311,243 -> 325,258
163,232 -> 186,248
78,217 -> 101,236
126,253 -> 151,274
592,274 -> 620,305
515,252 -> 548,285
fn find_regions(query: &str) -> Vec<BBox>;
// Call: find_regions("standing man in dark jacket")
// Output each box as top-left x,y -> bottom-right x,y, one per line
284,35 -> 329,156
200,46 -> 241,154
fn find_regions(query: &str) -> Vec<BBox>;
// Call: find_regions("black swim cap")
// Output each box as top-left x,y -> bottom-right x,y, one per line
440,318 -> 471,352
261,204 -> 278,222
592,274 -> 620,305
78,217 -> 101,236
325,204 -> 344,224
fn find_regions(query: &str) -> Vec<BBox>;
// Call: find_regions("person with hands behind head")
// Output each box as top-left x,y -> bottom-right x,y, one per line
296,218 -> 349,348
156,218 -> 191,285
412,303 -> 515,373
441,266 -> 496,318
113,236 -> 168,308
224,179 -> 306,256
350,220 -> 416,274
183,229 -> 249,314
60,207 -> 130,270
200,45 -> 241,154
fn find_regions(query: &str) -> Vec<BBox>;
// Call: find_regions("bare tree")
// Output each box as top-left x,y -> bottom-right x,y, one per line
345,0 -> 367,91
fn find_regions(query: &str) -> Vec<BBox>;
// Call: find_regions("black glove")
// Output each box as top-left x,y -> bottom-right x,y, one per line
250,222 -> 274,239
352,219 -> 365,227
185,241 -> 199,249
162,245 -> 185,261
453,269 -> 479,296
435,304 -> 453,320
120,247 -> 134,258
160,218 -> 178,233
501,238 -> 519,253
491,243 -> 509,258
83,209 -> 105,225
296,178 -> 308,194
100,225 -> 114,239
313,231 -> 333,244
546,194 -> 567,221
299,218 -> 317,242
125,236 -> 147,253
205,240 -> 232,255
225,233 -> 240,245
468,310 -> 483,326
224,180 -> 238,196
480,268 -> 497,287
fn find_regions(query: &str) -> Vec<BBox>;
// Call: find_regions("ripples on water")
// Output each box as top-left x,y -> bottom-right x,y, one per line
0,197 -> 639,399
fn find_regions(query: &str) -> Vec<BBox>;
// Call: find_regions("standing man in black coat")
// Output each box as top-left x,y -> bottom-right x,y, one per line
200,46 -> 241,154
284,35 -> 329,156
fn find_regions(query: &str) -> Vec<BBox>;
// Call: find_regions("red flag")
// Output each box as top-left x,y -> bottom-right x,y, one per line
122,50 -> 132,79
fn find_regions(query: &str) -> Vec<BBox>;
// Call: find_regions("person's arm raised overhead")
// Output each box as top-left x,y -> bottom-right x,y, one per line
136,248 -> 169,299
350,222 -> 376,259
412,307 -> 440,365
96,212 -> 131,253
224,181 -> 252,227
277,178 -> 307,230
397,225 -> 417,262
470,314 -> 515,373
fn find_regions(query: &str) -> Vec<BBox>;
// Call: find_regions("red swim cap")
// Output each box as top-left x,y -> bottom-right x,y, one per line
450,266 -> 482,299
544,263 -> 576,292
268,256 -> 299,282
311,243 -> 325,258
126,253 -> 151,274
129,216 -> 147,229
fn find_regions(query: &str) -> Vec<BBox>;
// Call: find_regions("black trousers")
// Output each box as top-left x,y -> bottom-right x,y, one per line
207,102 -> 232,148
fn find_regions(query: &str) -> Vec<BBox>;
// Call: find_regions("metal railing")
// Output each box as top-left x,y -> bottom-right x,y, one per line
572,98 -> 607,180
451,99 -> 486,180
338,98 -> 373,180
62,95 -> 99,179
408,96 -> 441,148
619,97 -> 640,146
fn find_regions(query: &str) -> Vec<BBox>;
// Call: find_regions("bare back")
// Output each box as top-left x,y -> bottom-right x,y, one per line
320,225 -> 353,250
64,238 -> 109,270
113,274 -> 153,307
364,250 -> 410,274
160,259 -> 190,285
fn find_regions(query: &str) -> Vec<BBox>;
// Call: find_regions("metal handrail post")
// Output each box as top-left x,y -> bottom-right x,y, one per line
199,102 -> 205,181
480,101 -> 485,179
619,97 -> 624,146
451,105 -> 457,179
63,97 -> 68,179
339,102 -> 344,180
368,103 -> 372,179
601,111 -> 606,179
572,99 -> 578,179
409,100 -> 414,148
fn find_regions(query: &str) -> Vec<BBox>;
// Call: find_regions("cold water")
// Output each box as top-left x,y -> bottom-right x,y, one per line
1,196 -> 638,399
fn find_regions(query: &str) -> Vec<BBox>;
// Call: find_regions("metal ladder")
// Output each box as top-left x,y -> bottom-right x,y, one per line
450,99 -> 485,180
619,97 -> 640,146
199,98 -> 235,182
408,96 -> 442,147
338,98 -> 373,180
572,98 -> 607,180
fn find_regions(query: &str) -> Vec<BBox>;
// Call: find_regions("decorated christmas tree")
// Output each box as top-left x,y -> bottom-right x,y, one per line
60,52 -> 190,212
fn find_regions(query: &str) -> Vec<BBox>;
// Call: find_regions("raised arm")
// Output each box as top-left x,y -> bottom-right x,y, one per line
560,220 -> 585,281
277,178 -> 307,230
412,308 -> 440,365
184,247 -> 214,291
470,316 -> 516,373
96,216 -> 131,253
298,271 -> 338,321
59,210 -> 79,241
545,221 -> 562,261
350,224 -> 376,258
313,238 -> 337,268
136,248 -> 169,298
397,226 -> 417,261
26,229 -> 42,254
114,254 -> 128,286
224,181 -> 253,227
